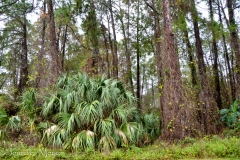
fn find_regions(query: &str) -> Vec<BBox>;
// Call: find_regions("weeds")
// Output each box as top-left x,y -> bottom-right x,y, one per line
0,135 -> 239,159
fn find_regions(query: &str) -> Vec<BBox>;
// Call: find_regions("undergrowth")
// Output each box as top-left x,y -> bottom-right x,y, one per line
0,135 -> 239,159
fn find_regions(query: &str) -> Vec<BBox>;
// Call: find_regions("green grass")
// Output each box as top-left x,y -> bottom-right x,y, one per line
0,135 -> 240,159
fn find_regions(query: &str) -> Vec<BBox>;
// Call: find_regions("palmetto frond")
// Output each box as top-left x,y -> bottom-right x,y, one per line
37,121 -> 51,134
51,128 -> 69,147
6,116 -> 21,131
61,91 -> 76,112
44,125 -> 58,138
0,108 -> 21,132
99,136 -> 116,152
120,122 -> 143,143
143,113 -> 161,139
54,112 -> 81,134
109,104 -> 127,123
72,130 -> 95,150
114,128 -> 128,147
42,95 -> 59,117
42,125 -> 69,148
126,107 -> 140,122
99,86 -> 114,108
123,91 -> 137,105
80,100 -> 103,125
94,118 -> 116,137
57,74 -> 68,88
43,126 -> 69,148
40,73 -> 148,151
0,109 -> 9,126
21,89 -> 36,119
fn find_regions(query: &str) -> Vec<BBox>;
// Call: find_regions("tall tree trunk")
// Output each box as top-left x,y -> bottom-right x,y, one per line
109,0 -> 118,78
18,13 -> 28,93
152,0 -> 163,111
13,47 -> 18,90
107,13 -> 114,77
141,64 -> 146,101
89,0 -> 99,75
101,24 -> 110,78
209,0 -> 222,109
36,0 -> 46,88
136,0 -> 141,110
60,25 -> 68,72
227,0 -> 240,98
182,16 -> 197,86
161,0 -> 190,140
191,6 -> 206,86
191,0 -> 219,134
217,0 -> 235,102
119,2 -> 133,93
47,0 -> 59,84
151,78 -> 155,108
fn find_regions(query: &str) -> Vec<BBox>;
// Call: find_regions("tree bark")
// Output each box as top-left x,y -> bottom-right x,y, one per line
60,25 -> 68,72
89,0 -> 99,75
109,0 -> 118,78
107,13 -> 114,77
47,0 -> 59,84
182,16 -> 197,86
191,0 -> 219,134
161,0 -> 190,140
217,0 -> 235,102
209,0 -> 222,109
227,0 -> 240,98
101,24 -> 110,78
36,0 -> 46,88
136,0 -> 141,110
18,13 -> 28,93
152,0 -> 163,111
119,2 -> 134,93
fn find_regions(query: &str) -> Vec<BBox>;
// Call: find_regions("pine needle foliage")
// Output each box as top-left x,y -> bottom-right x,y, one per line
41,73 -> 160,151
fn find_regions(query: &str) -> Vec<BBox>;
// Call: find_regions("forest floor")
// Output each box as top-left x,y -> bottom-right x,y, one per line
0,130 -> 240,160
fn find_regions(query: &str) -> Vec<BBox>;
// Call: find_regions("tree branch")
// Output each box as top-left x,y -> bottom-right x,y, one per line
143,0 -> 161,15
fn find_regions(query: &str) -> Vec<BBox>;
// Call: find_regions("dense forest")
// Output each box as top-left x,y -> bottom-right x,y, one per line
0,0 -> 240,158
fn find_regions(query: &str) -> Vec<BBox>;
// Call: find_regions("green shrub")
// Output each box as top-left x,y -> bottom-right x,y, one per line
0,94 -> 18,116
0,108 -> 21,141
40,73 -> 160,151
220,99 -> 240,129
21,88 -> 36,120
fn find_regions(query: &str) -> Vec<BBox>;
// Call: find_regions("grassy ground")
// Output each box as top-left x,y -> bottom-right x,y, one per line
0,135 -> 240,159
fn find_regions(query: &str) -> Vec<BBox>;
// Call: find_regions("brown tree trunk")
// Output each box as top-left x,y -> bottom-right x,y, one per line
109,0 -> 118,78
161,0 -> 190,140
107,14 -> 114,77
119,2 -> 133,93
191,0 -> 219,134
141,64 -> 146,101
136,0 -> 141,110
47,0 -> 59,84
217,0 -> 235,102
151,78 -> 156,108
101,24 -> 110,78
36,0 -> 46,89
227,0 -> 240,98
18,13 -> 28,93
209,0 -> 222,109
60,25 -> 68,72
152,0 -> 163,111
89,0 -> 99,75
182,16 -> 197,86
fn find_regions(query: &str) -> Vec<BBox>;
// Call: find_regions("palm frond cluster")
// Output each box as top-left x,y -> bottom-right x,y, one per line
41,73 -> 160,151
0,108 -> 21,140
